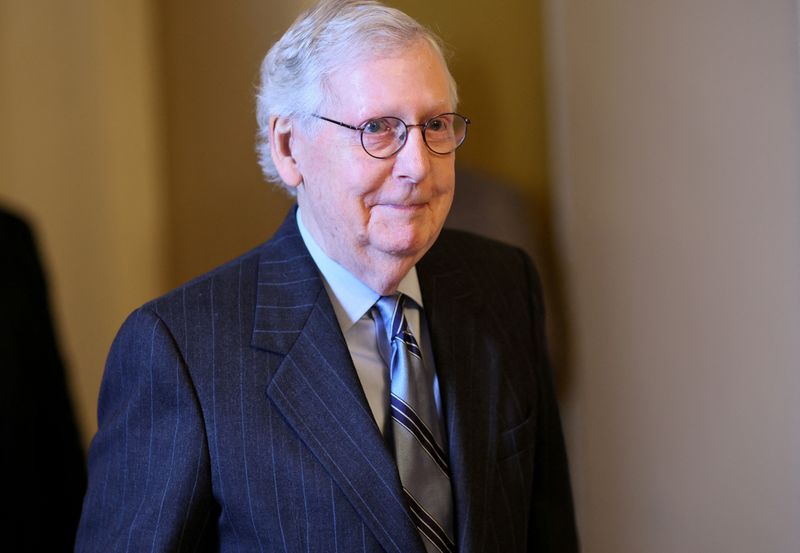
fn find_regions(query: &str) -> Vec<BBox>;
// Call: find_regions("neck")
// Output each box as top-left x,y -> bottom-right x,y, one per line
296,206 -> 420,295
346,252 -> 418,296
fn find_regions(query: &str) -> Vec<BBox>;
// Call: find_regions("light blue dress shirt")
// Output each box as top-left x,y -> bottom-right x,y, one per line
296,209 -> 441,436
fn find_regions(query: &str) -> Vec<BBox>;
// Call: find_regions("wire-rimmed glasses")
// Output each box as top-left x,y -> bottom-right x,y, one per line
312,112 -> 470,159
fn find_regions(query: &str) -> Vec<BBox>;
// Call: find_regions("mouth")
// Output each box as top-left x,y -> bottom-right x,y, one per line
374,203 -> 428,218
375,199 -> 428,210
382,203 -> 424,210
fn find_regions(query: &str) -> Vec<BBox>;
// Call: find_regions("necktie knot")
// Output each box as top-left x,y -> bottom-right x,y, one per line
376,293 -> 406,341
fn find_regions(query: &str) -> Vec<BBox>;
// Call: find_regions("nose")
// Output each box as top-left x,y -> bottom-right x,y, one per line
393,125 -> 431,183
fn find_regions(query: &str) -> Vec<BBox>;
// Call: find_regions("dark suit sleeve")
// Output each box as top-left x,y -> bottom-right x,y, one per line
522,252 -> 580,552
75,308 -> 215,552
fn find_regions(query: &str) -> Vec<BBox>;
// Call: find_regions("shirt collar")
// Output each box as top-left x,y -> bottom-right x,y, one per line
296,208 -> 423,332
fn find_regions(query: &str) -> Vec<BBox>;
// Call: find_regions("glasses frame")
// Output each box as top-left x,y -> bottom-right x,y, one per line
311,112 -> 470,159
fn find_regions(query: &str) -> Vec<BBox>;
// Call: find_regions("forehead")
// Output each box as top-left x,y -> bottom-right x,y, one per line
324,41 -> 453,120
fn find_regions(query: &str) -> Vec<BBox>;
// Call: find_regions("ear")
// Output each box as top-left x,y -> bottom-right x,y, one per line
269,115 -> 303,189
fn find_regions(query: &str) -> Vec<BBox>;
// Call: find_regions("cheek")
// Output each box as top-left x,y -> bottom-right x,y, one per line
433,168 -> 455,208
307,159 -> 364,210
324,176 -> 382,241
430,195 -> 454,236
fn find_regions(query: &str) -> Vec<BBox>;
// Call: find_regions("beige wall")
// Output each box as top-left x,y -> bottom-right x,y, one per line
545,0 -> 800,551
157,0 -> 296,287
0,0 -> 167,446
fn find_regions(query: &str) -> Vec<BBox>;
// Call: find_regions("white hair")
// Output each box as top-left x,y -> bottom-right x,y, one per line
255,0 -> 459,191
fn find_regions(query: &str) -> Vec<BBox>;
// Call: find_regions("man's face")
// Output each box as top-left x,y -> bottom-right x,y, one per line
290,40 -> 456,289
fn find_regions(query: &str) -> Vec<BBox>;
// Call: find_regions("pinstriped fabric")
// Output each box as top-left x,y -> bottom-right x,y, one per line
269,348 -> 415,553
76,304 -> 214,552
419,229 -> 578,552
77,209 -> 578,552
77,221 -> 396,552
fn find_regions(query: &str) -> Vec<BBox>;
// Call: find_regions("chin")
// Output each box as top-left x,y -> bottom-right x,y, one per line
376,227 -> 439,259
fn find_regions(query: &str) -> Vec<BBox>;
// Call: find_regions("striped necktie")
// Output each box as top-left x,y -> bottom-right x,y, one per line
375,294 -> 455,553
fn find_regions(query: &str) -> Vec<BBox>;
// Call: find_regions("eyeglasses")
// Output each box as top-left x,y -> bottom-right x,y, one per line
311,112 -> 470,159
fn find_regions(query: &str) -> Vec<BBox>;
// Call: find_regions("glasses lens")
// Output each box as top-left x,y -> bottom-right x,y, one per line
361,117 -> 405,158
424,113 -> 468,154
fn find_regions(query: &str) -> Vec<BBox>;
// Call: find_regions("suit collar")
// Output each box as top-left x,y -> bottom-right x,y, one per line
251,208 -> 321,356
253,209 -> 426,553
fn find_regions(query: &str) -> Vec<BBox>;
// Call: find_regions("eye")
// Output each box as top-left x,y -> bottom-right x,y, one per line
426,116 -> 450,133
362,118 -> 393,134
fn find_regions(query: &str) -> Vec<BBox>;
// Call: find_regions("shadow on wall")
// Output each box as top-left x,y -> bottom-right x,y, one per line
0,206 -> 86,550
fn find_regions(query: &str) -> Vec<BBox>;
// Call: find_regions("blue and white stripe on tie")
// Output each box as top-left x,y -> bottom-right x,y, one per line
375,294 -> 455,553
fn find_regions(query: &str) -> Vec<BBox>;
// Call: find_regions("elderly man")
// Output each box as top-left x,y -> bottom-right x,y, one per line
76,1 -> 578,552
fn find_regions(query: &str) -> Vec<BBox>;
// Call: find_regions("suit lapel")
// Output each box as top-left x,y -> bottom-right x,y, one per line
418,239 -> 500,553
251,211 -> 424,553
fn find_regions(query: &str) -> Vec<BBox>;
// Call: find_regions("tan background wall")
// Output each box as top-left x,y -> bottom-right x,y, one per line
0,0 -> 167,446
545,0 -> 800,551
157,0 -> 295,288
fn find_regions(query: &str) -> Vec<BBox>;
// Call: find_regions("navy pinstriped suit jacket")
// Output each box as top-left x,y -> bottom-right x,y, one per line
75,208 -> 578,552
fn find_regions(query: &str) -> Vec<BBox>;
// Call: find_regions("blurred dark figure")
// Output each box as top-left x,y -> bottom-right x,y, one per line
0,207 -> 87,551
